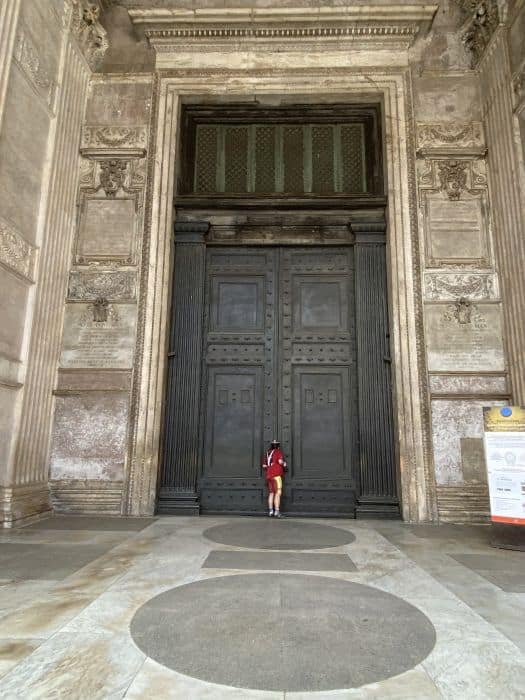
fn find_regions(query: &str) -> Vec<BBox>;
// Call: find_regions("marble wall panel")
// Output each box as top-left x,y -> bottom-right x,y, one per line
431,398 -> 506,485
49,393 -> 129,481
0,266 -> 29,360
425,303 -> 505,372
413,74 -> 482,122
60,303 -> 137,370
0,66 -> 51,244
85,81 -> 152,126
76,198 -> 136,263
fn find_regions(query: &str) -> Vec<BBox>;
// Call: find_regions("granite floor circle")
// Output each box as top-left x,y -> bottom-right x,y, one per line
202,519 -> 355,550
130,573 -> 436,692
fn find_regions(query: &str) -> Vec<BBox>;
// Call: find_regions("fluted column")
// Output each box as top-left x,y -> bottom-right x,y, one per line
157,221 -> 208,514
0,0 -> 21,133
8,36 -> 90,522
480,29 -> 525,403
353,218 -> 398,516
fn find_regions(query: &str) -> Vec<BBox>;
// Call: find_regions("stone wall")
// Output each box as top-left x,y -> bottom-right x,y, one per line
0,0 -> 107,526
49,77 -> 153,514
2,0 -> 523,524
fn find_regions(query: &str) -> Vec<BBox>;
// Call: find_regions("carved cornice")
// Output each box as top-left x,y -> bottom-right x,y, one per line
129,5 -> 438,52
0,217 -> 37,282
80,125 -> 148,157
69,0 -> 109,71
460,1 -> 499,68
424,272 -> 497,301
416,122 -> 486,157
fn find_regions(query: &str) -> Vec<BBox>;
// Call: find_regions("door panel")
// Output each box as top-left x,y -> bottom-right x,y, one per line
292,368 -> 350,478
280,248 -> 358,514
199,249 -> 276,512
204,368 -> 262,477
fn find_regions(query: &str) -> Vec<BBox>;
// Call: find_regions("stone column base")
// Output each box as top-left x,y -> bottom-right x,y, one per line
0,484 -> 51,528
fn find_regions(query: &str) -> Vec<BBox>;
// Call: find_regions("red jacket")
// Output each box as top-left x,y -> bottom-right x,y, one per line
263,448 -> 287,479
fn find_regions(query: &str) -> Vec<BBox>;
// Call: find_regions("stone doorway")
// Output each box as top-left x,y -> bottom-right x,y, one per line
157,103 -> 398,517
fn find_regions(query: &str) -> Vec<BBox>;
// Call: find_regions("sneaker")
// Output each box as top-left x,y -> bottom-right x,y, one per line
268,510 -> 274,517
274,511 -> 283,518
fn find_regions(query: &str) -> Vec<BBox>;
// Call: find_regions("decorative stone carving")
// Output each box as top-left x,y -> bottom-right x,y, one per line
442,300 -> 486,328
99,159 -> 127,197
513,68 -> 525,112
68,271 -> 136,301
437,160 -> 468,200
79,157 -> 97,188
92,297 -> 109,322
14,25 -> 56,109
0,217 -> 36,282
452,298 -> 472,324
416,122 -> 485,157
424,273 -> 496,300
418,159 -> 491,267
461,1 -> 499,68
80,125 -> 148,157
70,0 -> 109,71
429,374 -> 507,396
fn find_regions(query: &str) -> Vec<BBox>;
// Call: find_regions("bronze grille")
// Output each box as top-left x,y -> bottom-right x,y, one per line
194,123 -> 366,195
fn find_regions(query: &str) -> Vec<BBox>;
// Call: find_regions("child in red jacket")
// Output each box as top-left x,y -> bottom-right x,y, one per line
263,439 -> 287,517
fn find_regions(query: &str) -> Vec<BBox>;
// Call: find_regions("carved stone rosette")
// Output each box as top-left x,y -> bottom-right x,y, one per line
69,0 -> 109,71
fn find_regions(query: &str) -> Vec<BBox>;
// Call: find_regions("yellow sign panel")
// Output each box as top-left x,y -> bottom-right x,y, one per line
484,405 -> 525,433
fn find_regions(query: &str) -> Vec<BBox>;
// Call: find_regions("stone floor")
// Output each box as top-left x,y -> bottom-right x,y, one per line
0,516 -> 524,698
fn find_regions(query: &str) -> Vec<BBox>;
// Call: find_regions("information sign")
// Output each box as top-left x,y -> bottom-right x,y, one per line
483,406 -> 525,526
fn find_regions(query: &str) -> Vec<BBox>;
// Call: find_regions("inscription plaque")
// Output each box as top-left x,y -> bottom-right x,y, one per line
60,303 -> 137,369
425,304 -> 505,371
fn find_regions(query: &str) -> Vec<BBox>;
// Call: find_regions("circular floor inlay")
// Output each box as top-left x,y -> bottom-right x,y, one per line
203,519 -> 355,550
130,574 -> 436,692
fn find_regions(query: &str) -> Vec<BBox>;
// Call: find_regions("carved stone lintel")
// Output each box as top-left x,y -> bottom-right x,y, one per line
416,122 -> 486,157
80,125 -> 148,158
437,160 -> 468,200
424,273 -> 496,301
70,1 -> 109,71
0,217 -> 37,282
461,1 -> 499,68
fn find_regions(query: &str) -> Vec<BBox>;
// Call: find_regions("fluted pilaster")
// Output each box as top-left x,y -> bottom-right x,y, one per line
9,37 -> 90,518
158,222 -> 208,514
480,29 -> 525,403
0,0 -> 22,133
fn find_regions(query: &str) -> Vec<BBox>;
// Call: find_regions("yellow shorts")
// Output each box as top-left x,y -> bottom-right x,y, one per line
267,476 -> 282,493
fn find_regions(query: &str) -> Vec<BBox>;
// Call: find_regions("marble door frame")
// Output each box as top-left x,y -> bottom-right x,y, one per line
124,70 -> 437,522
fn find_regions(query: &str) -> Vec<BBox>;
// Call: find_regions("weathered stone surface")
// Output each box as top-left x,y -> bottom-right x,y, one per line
429,374 -> 507,395
424,273 -> 497,301
50,393 -> 129,481
76,198 -> 136,263
431,398 -> 506,485
60,303 -> 137,370
425,303 -> 505,372
0,266 -> 29,360
85,81 -> 152,125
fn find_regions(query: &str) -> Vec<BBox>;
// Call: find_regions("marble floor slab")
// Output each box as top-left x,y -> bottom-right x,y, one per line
0,517 -> 523,698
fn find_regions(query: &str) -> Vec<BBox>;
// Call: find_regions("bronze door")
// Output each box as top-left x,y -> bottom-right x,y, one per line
199,246 -> 358,515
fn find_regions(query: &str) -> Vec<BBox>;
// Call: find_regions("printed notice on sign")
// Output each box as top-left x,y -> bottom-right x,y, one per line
483,406 -> 525,526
